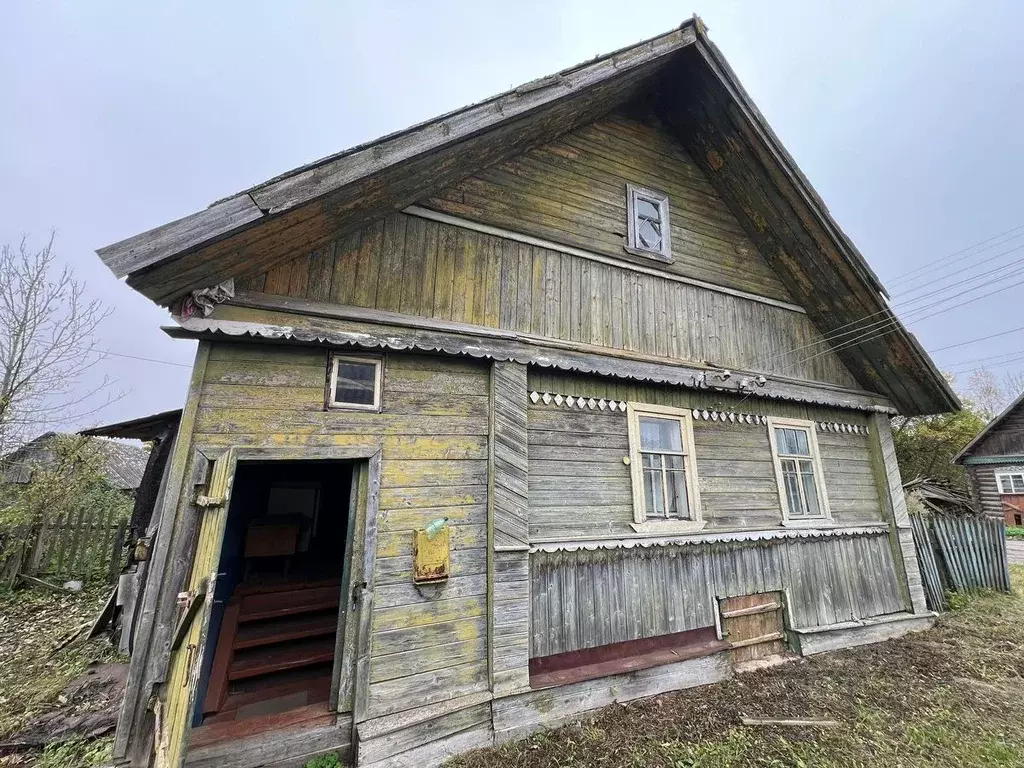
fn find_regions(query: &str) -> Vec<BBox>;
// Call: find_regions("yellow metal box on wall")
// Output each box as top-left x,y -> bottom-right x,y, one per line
413,525 -> 450,584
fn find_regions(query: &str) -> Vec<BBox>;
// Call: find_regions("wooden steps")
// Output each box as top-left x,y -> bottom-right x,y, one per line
202,581 -> 341,721
234,612 -> 337,649
230,637 -> 337,680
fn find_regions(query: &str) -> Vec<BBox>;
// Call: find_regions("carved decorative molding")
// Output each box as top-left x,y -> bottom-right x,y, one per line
528,390 -> 869,435
529,523 -> 891,554
528,391 -> 627,411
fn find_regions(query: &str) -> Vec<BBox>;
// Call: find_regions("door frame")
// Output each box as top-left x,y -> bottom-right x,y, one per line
174,443 -> 381,765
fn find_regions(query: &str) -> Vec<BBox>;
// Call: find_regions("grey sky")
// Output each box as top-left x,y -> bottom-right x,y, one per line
2,1 -> 1022,430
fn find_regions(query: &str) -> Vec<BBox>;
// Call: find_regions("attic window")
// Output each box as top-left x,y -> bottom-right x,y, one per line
625,184 -> 671,262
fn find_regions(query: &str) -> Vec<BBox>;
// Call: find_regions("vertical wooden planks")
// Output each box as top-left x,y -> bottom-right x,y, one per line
869,412 -> 928,614
489,361 -> 531,695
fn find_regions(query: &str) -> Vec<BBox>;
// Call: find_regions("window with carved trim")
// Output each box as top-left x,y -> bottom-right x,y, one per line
626,403 -> 704,532
767,417 -> 831,525
625,184 -> 672,261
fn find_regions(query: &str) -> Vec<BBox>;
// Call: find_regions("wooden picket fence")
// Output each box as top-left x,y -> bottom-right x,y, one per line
1,508 -> 128,586
910,513 -> 1011,612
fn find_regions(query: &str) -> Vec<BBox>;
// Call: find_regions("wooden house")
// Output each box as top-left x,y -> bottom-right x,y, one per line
953,390 -> 1024,526
93,19 -> 957,768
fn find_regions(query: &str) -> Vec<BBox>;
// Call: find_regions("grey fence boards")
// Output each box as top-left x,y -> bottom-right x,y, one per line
910,514 -> 1010,611
909,515 -> 945,611
530,531 -> 905,658
3,510 -> 127,585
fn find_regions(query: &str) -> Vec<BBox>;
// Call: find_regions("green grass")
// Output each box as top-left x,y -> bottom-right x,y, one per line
1006,526 -> 1024,539
450,566 -> 1024,768
0,584 -> 124,766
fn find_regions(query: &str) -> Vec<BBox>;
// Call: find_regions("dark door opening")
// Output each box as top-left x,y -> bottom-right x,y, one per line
194,459 -> 355,730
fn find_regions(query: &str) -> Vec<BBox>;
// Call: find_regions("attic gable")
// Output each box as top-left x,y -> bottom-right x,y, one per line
94,19 -> 957,415
420,108 -> 794,304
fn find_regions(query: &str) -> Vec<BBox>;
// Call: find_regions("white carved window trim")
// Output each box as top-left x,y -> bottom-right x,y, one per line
996,472 -> 1024,494
326,353 -> 383,412
626,403 -> 705,534
625,183 -> 672,262
767,417 -> 832,527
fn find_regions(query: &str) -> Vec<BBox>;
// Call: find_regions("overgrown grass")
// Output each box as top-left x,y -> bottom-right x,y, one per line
1006,526 -> 1024,539
451,567 -> 1024,768
0,584 -> 123,766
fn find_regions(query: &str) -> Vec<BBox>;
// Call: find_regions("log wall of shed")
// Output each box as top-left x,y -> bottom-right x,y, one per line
191,343 -> 492,722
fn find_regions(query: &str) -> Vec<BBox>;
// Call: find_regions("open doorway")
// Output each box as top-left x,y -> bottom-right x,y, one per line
192,459 -> 356,733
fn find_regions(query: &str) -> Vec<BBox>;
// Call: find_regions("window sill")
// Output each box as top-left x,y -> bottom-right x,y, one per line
325,403 -> 382,413
623,245 -> 673,264
630,520 -> 707,535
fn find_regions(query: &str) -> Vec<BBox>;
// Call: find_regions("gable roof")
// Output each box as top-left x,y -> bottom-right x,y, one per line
952,390 -> 1024,464
94,17 -> 958,416
0,433 -> 149,490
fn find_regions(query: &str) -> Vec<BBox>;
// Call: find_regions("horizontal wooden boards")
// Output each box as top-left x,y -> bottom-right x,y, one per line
530,530 -> 907,657
237,208 -> 857,387
527,371 -> 883,540
193,343 -> 491,722
422,111 -> 793,302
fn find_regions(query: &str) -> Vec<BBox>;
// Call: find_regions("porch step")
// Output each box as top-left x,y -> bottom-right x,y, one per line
237,585 -> 340,623
229,637 -> 337,680
234,612 -> 338,649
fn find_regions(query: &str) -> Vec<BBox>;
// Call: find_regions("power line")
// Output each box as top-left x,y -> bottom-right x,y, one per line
93,348 -> 192,368
750,239 -> 1024,371
930,324 -> 1024,354
886,222 -> 1024,289
944,349 -> 1024,372
781,271 -> 1024,373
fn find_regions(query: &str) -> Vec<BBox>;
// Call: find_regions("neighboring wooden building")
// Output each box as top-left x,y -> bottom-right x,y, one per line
1,432 -> 148,493
953,391 -> 1024,526
93,20 -> 957,768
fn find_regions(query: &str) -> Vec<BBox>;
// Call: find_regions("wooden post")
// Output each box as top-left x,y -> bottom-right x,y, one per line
488,361 -> 531,695
109,519 -> 128,585
868,412 -> 928,614
113,341 -> 211,763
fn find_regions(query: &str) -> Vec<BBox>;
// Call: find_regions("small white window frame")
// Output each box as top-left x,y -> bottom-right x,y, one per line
766,416 -> 832,527
626,403 -> 705,534
996,472 -> 1024,494
625,183 -> 672,263
326,353 -> 383,412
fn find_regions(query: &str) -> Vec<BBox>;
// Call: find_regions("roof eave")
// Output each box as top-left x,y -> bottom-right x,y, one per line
687,29 -> 959,417
96,21 -> 700,293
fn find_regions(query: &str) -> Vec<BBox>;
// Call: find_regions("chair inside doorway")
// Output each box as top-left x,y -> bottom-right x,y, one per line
195,459 -> 354,730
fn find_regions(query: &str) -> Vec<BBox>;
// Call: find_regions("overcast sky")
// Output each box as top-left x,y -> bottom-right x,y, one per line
2,1 -> 1023,430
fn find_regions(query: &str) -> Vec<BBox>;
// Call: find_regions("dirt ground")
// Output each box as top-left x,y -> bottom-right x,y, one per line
452,566 -> 1024,768
0,584 -> 126,768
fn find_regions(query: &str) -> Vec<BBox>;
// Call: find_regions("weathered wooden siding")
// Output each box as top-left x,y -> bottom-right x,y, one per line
488,362 -> 531,695
530,532 -> 905,657
969,403 -> 1024,457
236,209 -> 857,387
422,111 -> 792,302
527,371 -> 881,541
192,344 -> 491,721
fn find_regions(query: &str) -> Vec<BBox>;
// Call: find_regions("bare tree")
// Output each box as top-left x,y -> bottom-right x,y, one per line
964,367 -> 1024,419
0,234 -> 116,457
